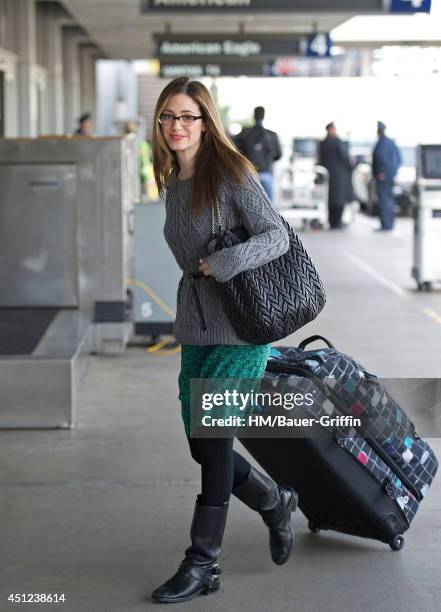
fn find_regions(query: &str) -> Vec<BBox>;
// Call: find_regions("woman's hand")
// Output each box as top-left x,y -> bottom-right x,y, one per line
199,258 -> 213,277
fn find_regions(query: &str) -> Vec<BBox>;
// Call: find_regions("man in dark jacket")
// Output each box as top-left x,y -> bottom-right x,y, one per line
234,106 -> 282,201
372,121 -> 401,231
318,122 -> 354,229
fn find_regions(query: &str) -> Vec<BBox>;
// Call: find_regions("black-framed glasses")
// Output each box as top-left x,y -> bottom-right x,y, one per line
158,113 -> 203,126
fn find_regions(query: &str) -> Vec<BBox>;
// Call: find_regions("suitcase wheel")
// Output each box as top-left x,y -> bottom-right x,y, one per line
307,520 -> 321,534
389,535 -> 404,551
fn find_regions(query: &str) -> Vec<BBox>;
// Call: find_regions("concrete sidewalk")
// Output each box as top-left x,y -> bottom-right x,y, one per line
1,213 -> 440,611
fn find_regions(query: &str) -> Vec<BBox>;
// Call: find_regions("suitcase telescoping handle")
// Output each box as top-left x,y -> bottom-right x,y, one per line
298,335 -> 335,350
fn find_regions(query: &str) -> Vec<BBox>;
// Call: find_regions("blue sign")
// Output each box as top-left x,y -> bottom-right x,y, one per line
305,33 -> 332,58
390,0 -> 431,12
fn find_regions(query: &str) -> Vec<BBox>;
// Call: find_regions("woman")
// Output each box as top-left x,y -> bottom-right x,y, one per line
150,77 -> 298,604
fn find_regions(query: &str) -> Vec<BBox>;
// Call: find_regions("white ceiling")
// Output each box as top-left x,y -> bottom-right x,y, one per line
60,1 -> 357,59
333,8 -> 441,45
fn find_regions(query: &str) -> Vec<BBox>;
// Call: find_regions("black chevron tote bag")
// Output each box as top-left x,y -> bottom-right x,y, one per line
210,206 -> 326,345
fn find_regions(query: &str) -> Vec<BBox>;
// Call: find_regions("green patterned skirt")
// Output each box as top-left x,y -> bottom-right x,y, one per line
178,344 -> 271,437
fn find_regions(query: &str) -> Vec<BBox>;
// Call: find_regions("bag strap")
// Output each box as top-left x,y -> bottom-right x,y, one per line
298,335 -> 335,350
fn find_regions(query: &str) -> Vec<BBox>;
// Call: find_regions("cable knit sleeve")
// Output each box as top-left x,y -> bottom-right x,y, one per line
204,173 -> 289,283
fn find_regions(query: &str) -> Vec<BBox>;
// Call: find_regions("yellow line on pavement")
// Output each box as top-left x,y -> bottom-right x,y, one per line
423,308 -> 441,324
343,251 -> 441,326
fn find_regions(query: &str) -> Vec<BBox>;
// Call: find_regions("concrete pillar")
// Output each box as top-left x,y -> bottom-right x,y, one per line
79,45 -> 100,123
62,27 -> 89,134
361,48 -> 374,77
0,47 -> 19,136
37,3 -> 67,134
15,0 -> 38,136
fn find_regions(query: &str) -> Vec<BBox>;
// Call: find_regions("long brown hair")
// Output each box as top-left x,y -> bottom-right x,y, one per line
152,77 -> 258,216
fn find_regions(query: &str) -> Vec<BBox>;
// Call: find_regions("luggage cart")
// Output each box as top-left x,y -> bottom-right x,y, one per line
412,145 -> 441,291
277,162 -> 328,230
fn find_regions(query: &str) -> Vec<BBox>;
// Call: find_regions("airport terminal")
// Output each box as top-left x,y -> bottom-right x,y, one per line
1,1 -> 441,610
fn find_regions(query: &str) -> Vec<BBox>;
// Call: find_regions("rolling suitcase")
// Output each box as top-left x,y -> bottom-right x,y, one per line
237,335 -> 438,551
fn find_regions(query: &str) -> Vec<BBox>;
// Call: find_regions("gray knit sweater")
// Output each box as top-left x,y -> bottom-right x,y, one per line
163,170 -> 289,345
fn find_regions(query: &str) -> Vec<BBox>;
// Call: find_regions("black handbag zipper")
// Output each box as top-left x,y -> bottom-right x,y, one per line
266,361 -> 423,502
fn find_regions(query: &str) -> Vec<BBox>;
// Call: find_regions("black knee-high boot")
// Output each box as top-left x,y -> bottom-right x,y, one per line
232,466 -> 298,565
151,494 -> 229,604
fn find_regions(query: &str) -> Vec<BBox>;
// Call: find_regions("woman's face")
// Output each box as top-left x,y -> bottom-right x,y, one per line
160,93 -> 206,156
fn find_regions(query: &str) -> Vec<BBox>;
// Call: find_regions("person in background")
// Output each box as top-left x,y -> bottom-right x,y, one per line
372,121 -> 401,232
143,138 -> 159,201
123,122 -> 157,201
74,112 -> 93,137
234,106 -> 282,202
318,122 -> 354,230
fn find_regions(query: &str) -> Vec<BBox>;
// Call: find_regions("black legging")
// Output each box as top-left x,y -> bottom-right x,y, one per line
187,437 -> 251,506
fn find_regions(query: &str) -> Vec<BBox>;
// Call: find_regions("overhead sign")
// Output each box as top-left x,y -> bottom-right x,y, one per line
389,0 -> 431,12
155,35 -> 302,59
159,61 -> 266,78
144,0 -> 432,15
304,33 -> 332,58
143,0 -> 384,12
160,54 -> 360,78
